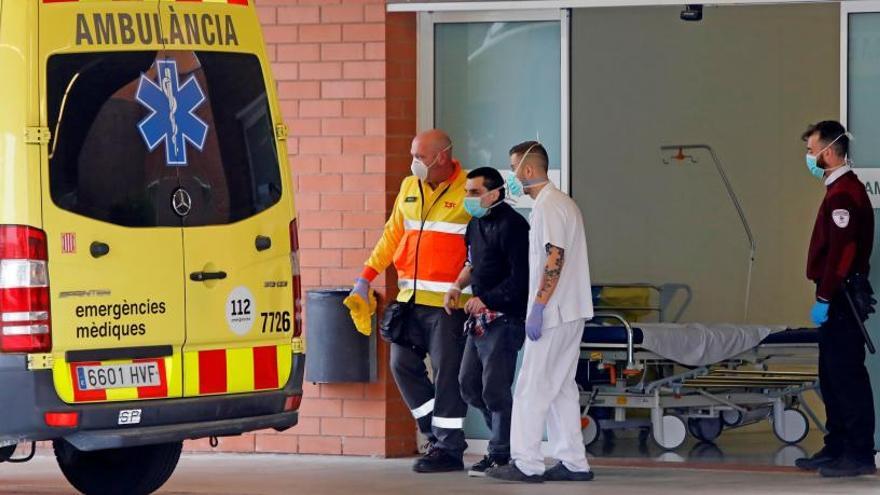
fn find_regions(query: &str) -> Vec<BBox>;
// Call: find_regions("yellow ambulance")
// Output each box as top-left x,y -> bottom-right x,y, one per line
0,1 -> 304,493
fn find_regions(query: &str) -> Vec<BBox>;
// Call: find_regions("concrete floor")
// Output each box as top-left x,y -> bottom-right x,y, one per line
1,451 -> 878,495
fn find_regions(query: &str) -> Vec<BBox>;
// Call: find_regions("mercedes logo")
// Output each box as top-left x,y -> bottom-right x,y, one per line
171,188 -> 192,217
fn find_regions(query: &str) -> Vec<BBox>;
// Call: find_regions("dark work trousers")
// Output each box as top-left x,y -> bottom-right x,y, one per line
390,304 -> 468,458
458,315 -> 525,457
818,296 -> 876,462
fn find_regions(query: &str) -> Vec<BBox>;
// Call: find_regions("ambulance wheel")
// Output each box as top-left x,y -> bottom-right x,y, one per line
652,414 -> 687,450
772,408 -> 809,445
581,414 -> 600,447
0,444 -> 15,462
687,417 -> 723,443
54,439 -> 182,495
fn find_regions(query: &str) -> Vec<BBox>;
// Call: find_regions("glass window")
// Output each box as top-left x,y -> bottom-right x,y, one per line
847,11 -> 880,451
47,51 -> 282,227
848,13 -> 880,166
434,20 -> 562,209
433,18 -> 562,441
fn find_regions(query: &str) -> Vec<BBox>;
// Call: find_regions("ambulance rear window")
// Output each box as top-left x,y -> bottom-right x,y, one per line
47,51 -> 283,228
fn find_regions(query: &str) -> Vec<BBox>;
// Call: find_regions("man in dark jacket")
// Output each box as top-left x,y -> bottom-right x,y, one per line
795,121 -> 876,478
444,167 -> 529,477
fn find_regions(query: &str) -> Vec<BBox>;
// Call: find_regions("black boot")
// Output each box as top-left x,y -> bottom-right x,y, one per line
794,447 -> 839,471
819,457 -> 877,478
412,447 -> 464,473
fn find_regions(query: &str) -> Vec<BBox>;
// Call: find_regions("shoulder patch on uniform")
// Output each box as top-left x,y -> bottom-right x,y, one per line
832,209 -> 850,228
404,196 -> 418,203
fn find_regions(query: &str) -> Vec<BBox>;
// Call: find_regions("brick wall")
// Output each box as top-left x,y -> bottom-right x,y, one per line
186,0 -> 419,457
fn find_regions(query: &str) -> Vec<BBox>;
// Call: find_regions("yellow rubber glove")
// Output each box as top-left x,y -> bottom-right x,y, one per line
343,289 -> 377,336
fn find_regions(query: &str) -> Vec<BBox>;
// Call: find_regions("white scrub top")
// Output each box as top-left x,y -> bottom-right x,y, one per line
527,183 -> 594,329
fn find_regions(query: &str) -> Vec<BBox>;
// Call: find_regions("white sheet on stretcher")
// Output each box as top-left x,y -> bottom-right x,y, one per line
637,323 -> 787,367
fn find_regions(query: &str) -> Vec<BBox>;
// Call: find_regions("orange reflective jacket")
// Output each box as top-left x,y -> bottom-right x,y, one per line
363,161 -> 471,307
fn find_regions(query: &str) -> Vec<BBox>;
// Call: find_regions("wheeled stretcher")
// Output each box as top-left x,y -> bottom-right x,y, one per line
578,310 -> 823,450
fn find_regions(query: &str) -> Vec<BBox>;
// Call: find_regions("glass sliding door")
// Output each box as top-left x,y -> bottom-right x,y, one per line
842,0 -> 880,450
419,8 -> 569,445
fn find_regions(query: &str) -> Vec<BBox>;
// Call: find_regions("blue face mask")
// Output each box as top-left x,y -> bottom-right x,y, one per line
463,188 -> 501,218
806,133 -> 848,181
507,143 -> 548,198
805,154 -> 824,180
505,174 -> 524,198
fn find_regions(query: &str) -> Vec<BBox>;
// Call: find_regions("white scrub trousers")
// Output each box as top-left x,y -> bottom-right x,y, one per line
510,319 -> 590,476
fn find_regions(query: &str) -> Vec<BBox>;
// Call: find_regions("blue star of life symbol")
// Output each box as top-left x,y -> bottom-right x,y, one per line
136,59 -> 208,166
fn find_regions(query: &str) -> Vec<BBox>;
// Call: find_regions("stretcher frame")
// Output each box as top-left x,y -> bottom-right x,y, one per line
579,312 -> 824,450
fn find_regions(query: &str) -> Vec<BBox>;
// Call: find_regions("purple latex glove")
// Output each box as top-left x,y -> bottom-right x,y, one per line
351,277 -> 370,302
525,302 -> 546,341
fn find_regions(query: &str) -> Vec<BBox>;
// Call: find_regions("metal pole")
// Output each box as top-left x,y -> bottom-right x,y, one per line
661,145 -> 757,321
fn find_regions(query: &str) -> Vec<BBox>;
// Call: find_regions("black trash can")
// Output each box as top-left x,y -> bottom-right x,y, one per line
305,288 -> 376,383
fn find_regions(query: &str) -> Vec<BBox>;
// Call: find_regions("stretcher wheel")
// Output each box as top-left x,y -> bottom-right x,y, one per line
687,417 -> 723,443
581,414 -> 600,447
652,414 -> 687,451
721,409 -> 743,427
772,408 -> 809,444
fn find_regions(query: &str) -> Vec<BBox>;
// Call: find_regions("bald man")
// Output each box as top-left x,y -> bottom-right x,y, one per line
352,130 -> 472,472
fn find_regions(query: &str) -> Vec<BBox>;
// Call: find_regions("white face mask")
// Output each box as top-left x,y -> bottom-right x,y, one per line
411,144 -> 451,181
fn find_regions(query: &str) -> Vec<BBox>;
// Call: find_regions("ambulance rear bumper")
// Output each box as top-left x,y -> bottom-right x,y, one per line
0,353 -> 305,451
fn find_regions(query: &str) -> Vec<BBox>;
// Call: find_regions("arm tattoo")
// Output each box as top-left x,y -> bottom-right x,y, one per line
537,244 -> 565,301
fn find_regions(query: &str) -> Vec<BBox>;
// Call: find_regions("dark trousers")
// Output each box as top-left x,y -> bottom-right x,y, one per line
390,304 -> 468,457
459,316 -> 525,457
819,296 -> 876,462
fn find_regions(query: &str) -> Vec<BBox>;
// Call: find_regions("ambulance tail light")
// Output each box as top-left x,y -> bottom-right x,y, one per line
45,411 -> 79,429
289,219 -> 302,338
0,226 -> 51,353
283,394 -> 302,412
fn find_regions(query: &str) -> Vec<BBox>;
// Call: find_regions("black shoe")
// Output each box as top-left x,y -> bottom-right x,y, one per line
819,457 -> 877,478
468,455 -> 510,477
543,462 -> 595,482
486,462 -> 544,483
795,448 -> 839,471
412,448 -> 464,473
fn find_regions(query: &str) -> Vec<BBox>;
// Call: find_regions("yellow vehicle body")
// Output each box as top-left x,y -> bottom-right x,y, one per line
0,1 -> 304,492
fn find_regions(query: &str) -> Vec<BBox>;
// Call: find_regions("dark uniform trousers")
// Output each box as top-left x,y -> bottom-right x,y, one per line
390,304 -> 468,457
458,316 -> 525,457
819,295 -> 876,462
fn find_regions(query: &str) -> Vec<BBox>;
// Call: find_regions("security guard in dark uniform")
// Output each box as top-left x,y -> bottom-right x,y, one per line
795,121 -> 877,477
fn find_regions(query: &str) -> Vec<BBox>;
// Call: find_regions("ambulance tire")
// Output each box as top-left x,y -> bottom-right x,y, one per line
0,444 -> 15,462
54,439 -> 182,495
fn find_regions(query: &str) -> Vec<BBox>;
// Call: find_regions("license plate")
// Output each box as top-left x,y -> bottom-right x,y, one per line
118,409 -> 143,425
76,362 -> 161,391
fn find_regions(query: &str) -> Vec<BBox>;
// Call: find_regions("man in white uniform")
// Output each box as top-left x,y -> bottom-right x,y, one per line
487,141 -> 594,483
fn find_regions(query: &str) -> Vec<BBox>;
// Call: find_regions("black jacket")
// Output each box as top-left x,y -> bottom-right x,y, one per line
465,202 -> 530,318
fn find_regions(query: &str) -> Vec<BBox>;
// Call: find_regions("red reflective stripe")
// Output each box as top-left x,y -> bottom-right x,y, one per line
70,362 -> 107,402
136,358 -> 169,399
198,349 -> 227,394
253,346 -> 279,390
